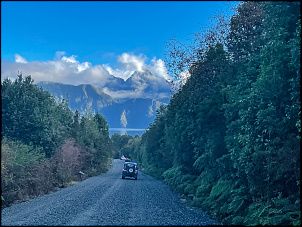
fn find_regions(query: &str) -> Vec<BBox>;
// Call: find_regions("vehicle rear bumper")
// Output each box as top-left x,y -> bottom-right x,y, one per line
123,173 -> 138,178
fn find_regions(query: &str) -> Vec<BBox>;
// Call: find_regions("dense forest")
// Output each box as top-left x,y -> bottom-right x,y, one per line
1,1 -> 300,225
123,1 -> 301,225
1,74 -> 113,207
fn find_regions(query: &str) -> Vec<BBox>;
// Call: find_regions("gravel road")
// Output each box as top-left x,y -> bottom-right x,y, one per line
1,159 -> 221,226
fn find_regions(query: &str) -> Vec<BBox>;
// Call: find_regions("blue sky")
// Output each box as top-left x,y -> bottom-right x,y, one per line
1,1 -> 239,88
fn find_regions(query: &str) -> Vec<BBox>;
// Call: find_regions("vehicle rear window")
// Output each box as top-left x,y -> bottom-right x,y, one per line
126,163 -> 137,169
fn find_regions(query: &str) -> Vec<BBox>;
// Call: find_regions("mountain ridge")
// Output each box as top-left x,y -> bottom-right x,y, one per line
37,70 -> 171,136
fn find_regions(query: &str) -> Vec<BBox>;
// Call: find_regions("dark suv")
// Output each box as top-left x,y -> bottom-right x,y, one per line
122,162 -> 138,180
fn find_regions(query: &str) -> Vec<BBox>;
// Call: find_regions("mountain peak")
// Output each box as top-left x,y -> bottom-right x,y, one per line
129,69 -> 153,78
126,70 -> 156,84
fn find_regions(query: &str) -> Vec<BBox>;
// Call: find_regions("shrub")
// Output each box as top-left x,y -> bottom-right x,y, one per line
244,196 -> 301,226
140,164 -> 166,181
183,183 -> 198,195
50,139 -> 86,186
163,165 -> 184,188
196,184 -> 212,198
232,216 -> 244,225
209,179 -> 233,199
1,137 -> 51,207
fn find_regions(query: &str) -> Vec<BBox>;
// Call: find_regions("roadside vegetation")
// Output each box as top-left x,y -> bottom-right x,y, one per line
1,1 -> 300,225
111,133 -> 135,159
124,1 -> 300,225
1,75 -> 113,208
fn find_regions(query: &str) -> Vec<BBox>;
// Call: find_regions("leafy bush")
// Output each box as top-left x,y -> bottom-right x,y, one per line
194,170 -> 216,198
162,165 -> 183,188
244,196 -> 301,226
1,137 -> 55,207
195,184 -> 212,198
51,139 -> 86,186
183,182 -> 198,195
209,180 -> 233,199
228,193 -> 248,214
143,165 -> 166,181
231,216 -> 244,225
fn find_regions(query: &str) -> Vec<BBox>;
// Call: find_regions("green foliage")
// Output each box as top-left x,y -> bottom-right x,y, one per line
51,139 -> 86,186
228,186 -> 248,214
162,166 -> 183,188
1,75 -> 114,207
123,1 -> 300,226
1,74 -> 73,157
1,137 -> 51,207
111,133 -> 133,159
162,165 -> 196,195
209,180 -> 233,199
183,182 -> 198,196
244,196 -> 301,226
73,111 -> 113,176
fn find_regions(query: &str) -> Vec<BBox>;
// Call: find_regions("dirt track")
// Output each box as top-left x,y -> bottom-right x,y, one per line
1,159 -> 220,226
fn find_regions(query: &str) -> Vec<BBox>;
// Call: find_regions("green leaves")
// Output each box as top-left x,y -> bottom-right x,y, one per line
1,74 -> 74,157
1,74 -> 115,206
119,1 -> 300,226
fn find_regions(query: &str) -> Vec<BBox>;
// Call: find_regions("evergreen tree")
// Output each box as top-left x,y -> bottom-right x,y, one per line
126,1 -> 300,225
1,74 -> 73,157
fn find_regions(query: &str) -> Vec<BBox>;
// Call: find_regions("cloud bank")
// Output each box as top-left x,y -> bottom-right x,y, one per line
102,53 -> 170,81
1,52 -> 110,88
1,52 -> 171,83
1,52 -> 172,99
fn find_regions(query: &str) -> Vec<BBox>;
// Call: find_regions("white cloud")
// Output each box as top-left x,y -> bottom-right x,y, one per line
54,51 -> 66,60
149,57 -> 170,81
62,55 -> 77,63
170,70 -> 191,91
102,87 -> 145,99
14,54 -> 28,63
103,53 -> 147,80
102,64 -> 133,81
1,53 -> 109,87
1,52 -> 172,99
178,70 -> 191,83
102,53 -> 172,82
118,53 -> 146,73
61,55 -> 91,72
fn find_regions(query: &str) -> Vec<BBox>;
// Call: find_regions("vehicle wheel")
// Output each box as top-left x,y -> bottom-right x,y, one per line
122,176 -> 125,179
134,177 -> 137,180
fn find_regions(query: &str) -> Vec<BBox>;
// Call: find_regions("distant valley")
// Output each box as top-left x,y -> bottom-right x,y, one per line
37,70 -> 171,136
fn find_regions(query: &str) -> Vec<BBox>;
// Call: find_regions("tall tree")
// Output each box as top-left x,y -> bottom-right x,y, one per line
126,1 -> 300,225
1,74 -> 73,157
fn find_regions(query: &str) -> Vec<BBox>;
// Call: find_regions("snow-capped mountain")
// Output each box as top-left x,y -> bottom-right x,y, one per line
101,70 -> 171,100
38,70 -> 171,136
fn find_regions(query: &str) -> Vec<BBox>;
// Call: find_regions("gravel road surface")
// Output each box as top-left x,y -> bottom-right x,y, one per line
1,159 -> 221,226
